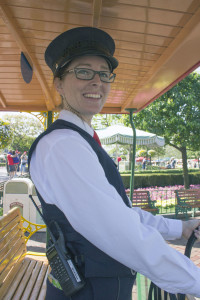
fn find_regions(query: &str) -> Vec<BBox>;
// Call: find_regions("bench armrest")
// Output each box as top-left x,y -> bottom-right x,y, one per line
21,216 -> 46,244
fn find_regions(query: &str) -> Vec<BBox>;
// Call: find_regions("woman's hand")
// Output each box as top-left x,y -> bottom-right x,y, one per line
182,219 -> 200,240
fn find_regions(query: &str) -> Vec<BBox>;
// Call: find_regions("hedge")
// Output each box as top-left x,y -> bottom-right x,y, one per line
121,168 -> 200,175
121,171 -> 200,189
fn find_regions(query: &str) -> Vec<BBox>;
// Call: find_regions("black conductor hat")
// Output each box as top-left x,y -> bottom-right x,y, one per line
45,27 -> 118,74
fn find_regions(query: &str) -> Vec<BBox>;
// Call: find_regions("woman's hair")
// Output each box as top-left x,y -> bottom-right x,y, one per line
53,62 -> 70,81
53,61 -> 83,118
53,63 -> 70,110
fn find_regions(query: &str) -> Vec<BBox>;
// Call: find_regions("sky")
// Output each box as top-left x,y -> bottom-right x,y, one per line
195,66 -> 200,74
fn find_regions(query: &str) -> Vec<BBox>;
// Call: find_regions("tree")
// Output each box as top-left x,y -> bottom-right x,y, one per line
137,149 -> 147,157
1,113 -> 44,153
0,119 -> 13,150
187,149 -> 200,168
11,135 -> 36,153
148,150 -> 156,165
92,114 -> 123,129
132,73 -> 200,188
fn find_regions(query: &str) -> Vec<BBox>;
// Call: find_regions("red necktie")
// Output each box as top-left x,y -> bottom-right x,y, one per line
93,131 -> 102,146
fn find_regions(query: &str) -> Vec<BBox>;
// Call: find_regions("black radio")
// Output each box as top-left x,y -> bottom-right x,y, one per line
29,195 -> 85,297
46,221 -> 85,296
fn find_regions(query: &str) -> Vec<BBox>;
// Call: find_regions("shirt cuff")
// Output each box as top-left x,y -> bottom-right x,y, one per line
166,219 -> 183,239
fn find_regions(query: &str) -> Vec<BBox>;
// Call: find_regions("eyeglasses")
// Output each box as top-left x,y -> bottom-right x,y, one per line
61,68 -> 116,83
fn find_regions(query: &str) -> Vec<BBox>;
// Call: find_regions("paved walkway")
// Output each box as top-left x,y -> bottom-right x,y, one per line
0,166 -> 9,182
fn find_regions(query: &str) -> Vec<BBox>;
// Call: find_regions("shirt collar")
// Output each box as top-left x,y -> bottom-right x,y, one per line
58,110 -> 94,136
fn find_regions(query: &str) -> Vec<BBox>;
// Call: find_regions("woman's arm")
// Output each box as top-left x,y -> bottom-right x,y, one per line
30,131 -> 200,296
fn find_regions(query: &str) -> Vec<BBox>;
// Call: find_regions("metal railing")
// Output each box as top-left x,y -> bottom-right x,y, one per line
148,189 -> 176,215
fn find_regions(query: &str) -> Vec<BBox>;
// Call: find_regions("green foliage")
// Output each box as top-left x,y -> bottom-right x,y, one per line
1,113 -> 43,152
162,145 -> 182,159
121,171 -> 200,189
133,73 -> 200,150
130,73 -> 200,188
121,168 -> 199,175
137,149 -> 147,157
92,114 -> 123,129
120,155 -> 126,160
11,135 -> 36,153
2,114 -> 43,137
189,172 -> 200,184
148,150 -> 156,157
0,119 -> 13,150
187,149 -> 200,159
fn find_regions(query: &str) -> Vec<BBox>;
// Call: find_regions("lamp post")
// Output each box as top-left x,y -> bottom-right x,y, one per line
126,108 -> 137,203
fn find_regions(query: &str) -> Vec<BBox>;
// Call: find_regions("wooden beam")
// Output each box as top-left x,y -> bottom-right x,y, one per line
0,3 -> 55,111
92,0 -> 102,27
0,91 -> 7,108
100,106 -> 123,114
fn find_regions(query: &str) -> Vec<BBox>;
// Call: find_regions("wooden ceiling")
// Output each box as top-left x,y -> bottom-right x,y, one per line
0,0 -> 200,114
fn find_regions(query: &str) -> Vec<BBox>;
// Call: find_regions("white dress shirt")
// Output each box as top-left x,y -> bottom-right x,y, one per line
30,110 -> 200,296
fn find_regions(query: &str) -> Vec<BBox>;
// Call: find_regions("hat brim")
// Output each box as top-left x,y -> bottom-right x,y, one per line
55,49 -> 118,74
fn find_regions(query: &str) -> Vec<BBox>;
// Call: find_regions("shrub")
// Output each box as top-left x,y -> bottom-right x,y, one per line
121,172 -> 200,189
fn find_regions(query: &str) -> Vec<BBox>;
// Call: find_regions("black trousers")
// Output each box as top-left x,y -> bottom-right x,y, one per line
45,276 -> 136,300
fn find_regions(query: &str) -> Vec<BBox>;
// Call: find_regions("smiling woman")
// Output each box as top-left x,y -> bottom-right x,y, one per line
54,56 -> 112,124
28,26 -> 200,300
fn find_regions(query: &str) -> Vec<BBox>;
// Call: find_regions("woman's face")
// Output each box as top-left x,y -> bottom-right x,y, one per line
54,56 -> 111,124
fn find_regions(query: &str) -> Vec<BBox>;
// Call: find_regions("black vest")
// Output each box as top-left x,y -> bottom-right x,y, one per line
28,119 -> 134,278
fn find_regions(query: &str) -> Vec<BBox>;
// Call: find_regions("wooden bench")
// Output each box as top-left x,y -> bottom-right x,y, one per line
0,207 -> 50,300
129,191 -> 159,215
175,189 -> 200,220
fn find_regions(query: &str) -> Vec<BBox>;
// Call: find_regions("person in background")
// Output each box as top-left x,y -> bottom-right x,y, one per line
142,157 -> 146,169
12,150 -> 20,176
166,161 -> 172,169
171,157 -> 176,169
117,156 -> 122,170
29,27 -> 200,300
17,151 -> 21,172
20,151 -> 28,175
7,150 -> 16,179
